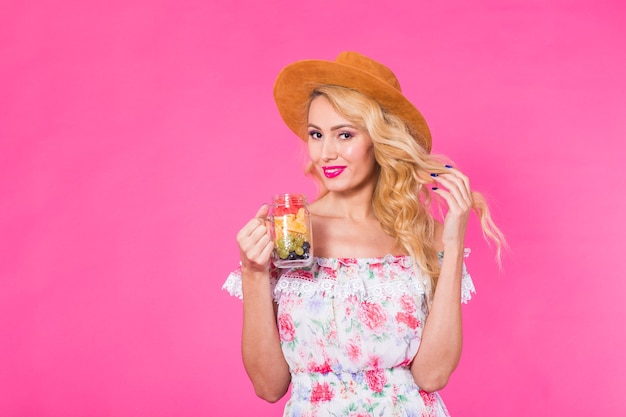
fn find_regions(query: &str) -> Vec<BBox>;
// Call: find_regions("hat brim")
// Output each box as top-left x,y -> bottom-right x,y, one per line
273,59 -> 432,152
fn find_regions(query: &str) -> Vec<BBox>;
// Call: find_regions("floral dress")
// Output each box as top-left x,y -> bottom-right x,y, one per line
222,252 -> 474,417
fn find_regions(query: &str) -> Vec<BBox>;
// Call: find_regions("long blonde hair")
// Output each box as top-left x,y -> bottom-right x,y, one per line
303,85 -> 505,297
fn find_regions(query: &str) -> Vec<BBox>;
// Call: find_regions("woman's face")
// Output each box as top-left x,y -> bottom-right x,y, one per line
307,96 -> 378,194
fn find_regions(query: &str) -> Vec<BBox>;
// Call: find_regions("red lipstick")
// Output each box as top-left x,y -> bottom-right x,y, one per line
322,166 -> 346,178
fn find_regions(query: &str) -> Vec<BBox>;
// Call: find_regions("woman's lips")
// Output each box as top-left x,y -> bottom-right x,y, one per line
322,166 -> 346,178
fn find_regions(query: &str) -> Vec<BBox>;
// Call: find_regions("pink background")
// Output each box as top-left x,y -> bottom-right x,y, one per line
1,1 -> 625,416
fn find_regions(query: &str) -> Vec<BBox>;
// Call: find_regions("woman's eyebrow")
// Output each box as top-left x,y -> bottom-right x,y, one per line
330,124 -> 356,131
307,123 -> 357,131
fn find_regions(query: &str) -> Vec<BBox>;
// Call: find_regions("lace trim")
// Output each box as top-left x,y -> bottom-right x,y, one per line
222,270 -> 244,299
222,251 -> 475,304
461,263 -> 475,304
220,265 -> 281,300
273,275 -> 423,303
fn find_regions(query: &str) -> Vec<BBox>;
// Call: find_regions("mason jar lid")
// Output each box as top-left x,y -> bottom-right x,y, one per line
272,193 -> 307,206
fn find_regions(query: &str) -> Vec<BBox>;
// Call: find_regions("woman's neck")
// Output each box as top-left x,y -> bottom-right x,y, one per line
311,189 -> 376,222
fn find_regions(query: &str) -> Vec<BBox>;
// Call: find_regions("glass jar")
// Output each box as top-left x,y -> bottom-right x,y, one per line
268,193 -> 313,268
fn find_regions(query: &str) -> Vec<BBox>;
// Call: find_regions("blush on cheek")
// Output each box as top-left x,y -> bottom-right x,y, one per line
342,143 -> 376,167
341,143 -> 359,158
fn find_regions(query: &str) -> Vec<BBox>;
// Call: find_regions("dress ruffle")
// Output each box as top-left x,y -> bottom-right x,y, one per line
275,255 -> 423,303
221,264 -> 281,300
222,251 -> 475,304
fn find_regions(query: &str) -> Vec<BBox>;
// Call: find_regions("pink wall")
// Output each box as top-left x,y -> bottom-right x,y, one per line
1,1 -> 625,416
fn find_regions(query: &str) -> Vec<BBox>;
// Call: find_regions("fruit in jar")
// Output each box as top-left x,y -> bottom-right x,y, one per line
273,207 -> 311,262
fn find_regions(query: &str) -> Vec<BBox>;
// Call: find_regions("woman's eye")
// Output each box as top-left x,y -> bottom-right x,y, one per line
339,132 -> 353,140
308,131 -> 323,140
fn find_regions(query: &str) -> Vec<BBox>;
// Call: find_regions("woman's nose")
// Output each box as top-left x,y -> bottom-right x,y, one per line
320,138 -> 337,161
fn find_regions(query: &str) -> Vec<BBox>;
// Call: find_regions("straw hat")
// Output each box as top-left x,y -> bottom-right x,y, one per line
273,51 -> 432,152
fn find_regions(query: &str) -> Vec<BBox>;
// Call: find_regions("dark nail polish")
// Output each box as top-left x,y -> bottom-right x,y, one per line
445,164 -> 453,168
430,173 -> 438,177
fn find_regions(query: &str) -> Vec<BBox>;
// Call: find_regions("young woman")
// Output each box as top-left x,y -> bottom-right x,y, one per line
223,51 -> 504,416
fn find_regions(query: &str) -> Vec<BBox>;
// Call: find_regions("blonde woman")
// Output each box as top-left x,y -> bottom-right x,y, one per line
223,51 -> 504,416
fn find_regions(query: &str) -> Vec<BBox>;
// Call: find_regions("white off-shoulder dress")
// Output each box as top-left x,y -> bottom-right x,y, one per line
223,252 -> 474,417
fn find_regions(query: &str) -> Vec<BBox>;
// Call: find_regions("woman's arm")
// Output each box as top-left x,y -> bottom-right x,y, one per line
410,245 -> 464,392
238,204 -> 291,402
410,167 -> 472,392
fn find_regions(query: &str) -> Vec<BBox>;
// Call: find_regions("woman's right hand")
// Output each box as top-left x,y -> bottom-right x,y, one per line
236,204 -> 274,273
238,204 -> 291,402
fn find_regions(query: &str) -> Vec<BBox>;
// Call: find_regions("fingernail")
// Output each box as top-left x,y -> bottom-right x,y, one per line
430,173 -> 438,177
432,187 -> 439,191
445,164 -> 453,168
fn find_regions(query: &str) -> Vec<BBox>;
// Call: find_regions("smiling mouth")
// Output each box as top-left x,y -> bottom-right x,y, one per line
322,166 -> 346,178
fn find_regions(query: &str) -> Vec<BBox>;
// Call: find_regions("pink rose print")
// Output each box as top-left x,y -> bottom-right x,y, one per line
310,382 -> 334,403
396,311 -> 421,330
365,368 -> 387,393
419,389 -> 437,406
321,266 -> 337,279
369,262 -> 384,274
277,313 -> 295,342
399,294 -> 416,313
419,389 -> 439,417
368,355 -> 381,369
308,360 -> 332,374
359,302 -> 387,331
346,342 -> 362,361
291,269 -> 314,281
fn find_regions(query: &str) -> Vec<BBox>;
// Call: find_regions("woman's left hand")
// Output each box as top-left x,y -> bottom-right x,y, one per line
431,166 -> 473,250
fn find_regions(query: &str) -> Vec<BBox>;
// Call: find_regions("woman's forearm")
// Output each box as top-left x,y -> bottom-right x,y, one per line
411,246 -> 465,392
241,267 -> 291,402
